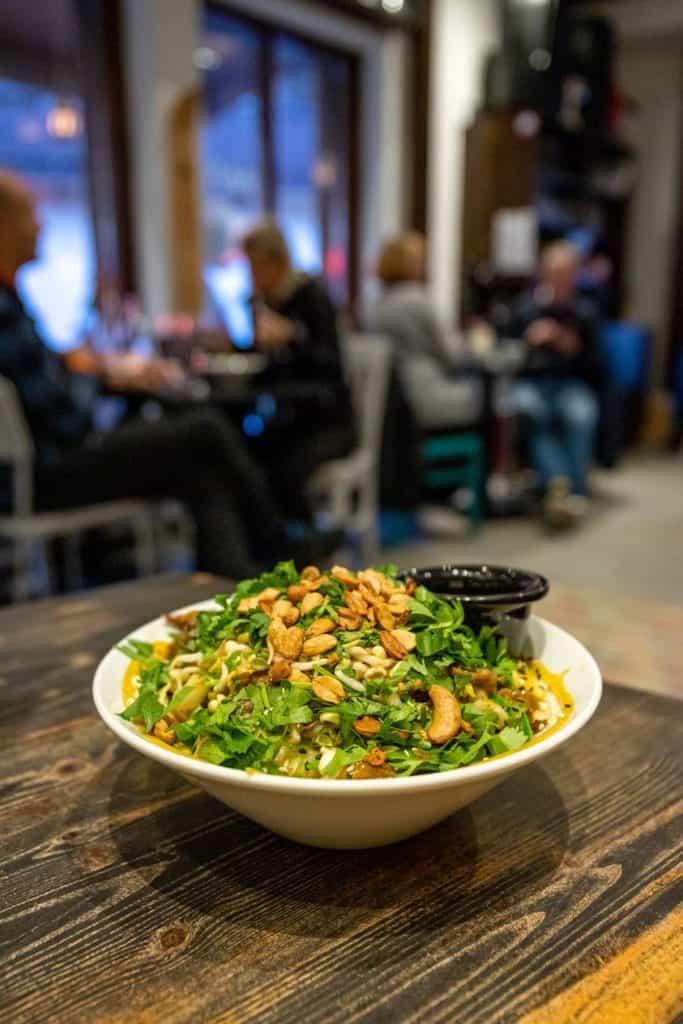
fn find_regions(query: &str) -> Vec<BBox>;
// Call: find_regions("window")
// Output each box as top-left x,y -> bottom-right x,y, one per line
0,0 -> 130,351
200,7 -> 357,344
0,78 -> 95,351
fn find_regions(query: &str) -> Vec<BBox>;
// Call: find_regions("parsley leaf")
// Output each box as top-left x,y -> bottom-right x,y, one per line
120,689 -> 164,732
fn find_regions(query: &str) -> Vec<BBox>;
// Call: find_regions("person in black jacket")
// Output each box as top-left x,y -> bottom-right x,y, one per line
0,172 -> 339,578
242,221 -> 355,519
512,241 -> 600,527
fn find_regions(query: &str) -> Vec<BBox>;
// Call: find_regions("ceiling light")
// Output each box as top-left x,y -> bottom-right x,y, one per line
46,101 -> 82,140
381,0 -> 405,13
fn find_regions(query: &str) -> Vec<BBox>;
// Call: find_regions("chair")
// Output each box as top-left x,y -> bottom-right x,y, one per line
307,334 -> 392,564
0,375 -> 157,602
399,356 -> 487,526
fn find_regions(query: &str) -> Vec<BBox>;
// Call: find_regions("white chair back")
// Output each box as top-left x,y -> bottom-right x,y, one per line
341,333 -> 392,462
0,375 -> 35,516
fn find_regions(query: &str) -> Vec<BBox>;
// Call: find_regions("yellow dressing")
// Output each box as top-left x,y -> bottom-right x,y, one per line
520,661 -> 574,749
121,659 -> 140,705
121,647 -> 192,757
121,655 -> 575,765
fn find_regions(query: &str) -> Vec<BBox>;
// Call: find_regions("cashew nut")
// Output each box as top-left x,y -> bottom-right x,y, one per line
426,685 -> 462,744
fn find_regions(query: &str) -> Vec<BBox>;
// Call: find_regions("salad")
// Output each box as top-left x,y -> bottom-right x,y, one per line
119,562 -> 571,779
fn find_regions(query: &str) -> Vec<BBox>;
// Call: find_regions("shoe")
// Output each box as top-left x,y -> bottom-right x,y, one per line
543,477 -> 588,530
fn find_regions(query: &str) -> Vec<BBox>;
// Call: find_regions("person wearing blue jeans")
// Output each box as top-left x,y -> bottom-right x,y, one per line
514,378 -> 598,496
512,241 -> 602,527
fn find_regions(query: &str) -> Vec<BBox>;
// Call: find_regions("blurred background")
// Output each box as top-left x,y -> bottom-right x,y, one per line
0,0 -> 681,613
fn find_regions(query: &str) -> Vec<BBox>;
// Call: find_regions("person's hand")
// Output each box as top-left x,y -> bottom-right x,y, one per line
253,309 -> 295,351
103,353 -> 186,394
525,318 -> 561,347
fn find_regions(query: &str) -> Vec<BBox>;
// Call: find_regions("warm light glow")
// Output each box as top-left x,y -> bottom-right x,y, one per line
382,0 -> 405,11
46,101 -> 82,139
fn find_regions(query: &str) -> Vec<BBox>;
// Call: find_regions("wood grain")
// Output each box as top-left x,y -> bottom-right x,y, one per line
1,575 -> 681,1024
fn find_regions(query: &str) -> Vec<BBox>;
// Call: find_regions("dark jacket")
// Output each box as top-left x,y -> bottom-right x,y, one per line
255,274 -> 352,422
0,283 -> 96,463
512,290 -> 602,386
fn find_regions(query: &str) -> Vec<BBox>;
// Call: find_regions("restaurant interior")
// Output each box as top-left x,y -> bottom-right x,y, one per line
1,2 -> 682,1020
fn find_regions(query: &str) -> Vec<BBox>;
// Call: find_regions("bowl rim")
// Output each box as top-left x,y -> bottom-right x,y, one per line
399,564 -> 549,605
93,600 -> 602,797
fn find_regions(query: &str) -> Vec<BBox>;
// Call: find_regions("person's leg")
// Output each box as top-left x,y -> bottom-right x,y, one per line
554,382 -> 599,495
37,409 -> 343,575
259,424 -> 357,520
35,411 -> 274,577
514,380 -> 572,488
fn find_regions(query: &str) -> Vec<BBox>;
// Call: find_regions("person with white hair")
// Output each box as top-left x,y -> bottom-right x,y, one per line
512,240 -> 601,528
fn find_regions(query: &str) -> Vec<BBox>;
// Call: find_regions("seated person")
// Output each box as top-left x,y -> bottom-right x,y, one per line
242,221 -> 355,518
511,241 -> 600,527
366,231 -> 482,431
0,172 -> 337,579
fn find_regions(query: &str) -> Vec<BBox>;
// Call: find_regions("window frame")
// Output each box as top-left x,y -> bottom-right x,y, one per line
204,1 -> 361,312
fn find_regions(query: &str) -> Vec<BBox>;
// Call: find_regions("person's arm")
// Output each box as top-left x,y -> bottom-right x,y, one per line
286,281 -> 341,373
256,280 -> 342,375
0,310 -> 96,445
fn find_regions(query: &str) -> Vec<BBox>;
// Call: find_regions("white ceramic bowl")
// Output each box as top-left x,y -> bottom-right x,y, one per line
93,601 -> 601,849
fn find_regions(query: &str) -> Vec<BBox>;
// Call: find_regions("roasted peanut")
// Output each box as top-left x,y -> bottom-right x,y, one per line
354,716 -> 381,737
289,668 -> 311,685
272,599 -> 300,626
311,676 -> 345,703
287,584 -> 308,603
380,630 -> 409,660
376,604 -> 396,630
405,577 -> 416,595
357,568 -> 383,594
387,592 -> 411,615
305,617 -> 336,638
301,591 -> 324,615
392,629 -> 416,652
359,584 -> 383,609
269,659 -> 292,683
268,618 -> 304,660
426,684 -> 462,744
346,589 -> 369,616
338,609 -> 361,630
302,634 -> 337,656
332,565 -> 357,587
363,747 -> 386,766
301,565 -> 321,581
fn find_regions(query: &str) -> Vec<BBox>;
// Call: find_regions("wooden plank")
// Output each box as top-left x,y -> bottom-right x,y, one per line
0,575 -> 681,1024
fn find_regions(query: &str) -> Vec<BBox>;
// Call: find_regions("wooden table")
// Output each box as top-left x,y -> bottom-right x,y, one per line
2,575 -> 682,1024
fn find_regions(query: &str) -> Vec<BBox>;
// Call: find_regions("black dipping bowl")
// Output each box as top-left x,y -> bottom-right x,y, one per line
399,565 -> 549,656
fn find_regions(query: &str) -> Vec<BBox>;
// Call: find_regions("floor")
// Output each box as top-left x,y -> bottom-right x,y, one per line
391,453 -> 683,698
